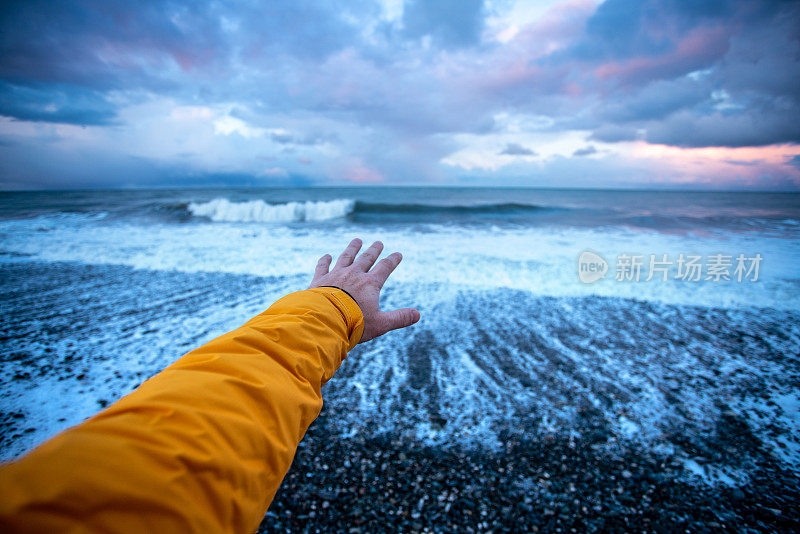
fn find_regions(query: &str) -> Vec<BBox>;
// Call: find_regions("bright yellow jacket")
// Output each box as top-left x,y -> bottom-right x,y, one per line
0,287 -> 364,533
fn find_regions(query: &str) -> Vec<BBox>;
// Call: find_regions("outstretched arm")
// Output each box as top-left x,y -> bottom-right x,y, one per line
0,239 -> 419,534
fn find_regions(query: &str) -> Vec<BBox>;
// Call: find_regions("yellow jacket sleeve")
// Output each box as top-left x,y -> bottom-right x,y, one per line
0,286 -> 364,534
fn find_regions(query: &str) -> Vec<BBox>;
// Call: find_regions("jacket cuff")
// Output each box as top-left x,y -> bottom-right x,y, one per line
309,287 -> 364,350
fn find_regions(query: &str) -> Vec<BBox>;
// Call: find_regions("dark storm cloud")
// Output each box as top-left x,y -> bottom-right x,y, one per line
578,0 -> 735,60
535,0 -> 800,150
0,0 -> 365,123
0,0 -> 363,83
596,1 -> 800,149
443,0 -> 799,156
646,107 -> 800,148
0,0 -> 222,87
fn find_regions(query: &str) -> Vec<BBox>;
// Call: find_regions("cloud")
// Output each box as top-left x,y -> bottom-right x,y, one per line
0,82 -> 117,125
591,24 -> 734,85
590,124 -> 640,143
212,116 -> 265,138
0,0 -> 798,189
402,0 -> 486,48
577,0 -> 736,61
499,143 -> 536,156
645,108 -> 800,148
268,130 -> 334,146
572,145 -> 597,156
596,77 -> 709,123
0,1 -> 365,84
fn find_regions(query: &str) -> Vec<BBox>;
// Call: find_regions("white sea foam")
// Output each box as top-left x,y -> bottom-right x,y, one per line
1,215 -> 799,310
187,198 -> 355,222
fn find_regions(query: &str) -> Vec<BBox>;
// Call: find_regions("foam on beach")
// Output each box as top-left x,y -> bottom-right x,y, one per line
1,216 -> 798,311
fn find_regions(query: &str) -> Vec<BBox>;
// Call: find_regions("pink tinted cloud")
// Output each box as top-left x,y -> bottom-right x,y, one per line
630,142 -> 800,188
594,24 -> 734,85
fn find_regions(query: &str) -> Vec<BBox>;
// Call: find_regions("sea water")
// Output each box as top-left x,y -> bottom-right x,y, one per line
1,187 -> 798,486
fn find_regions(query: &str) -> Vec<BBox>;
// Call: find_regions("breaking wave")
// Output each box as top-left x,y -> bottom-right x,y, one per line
184,198 -> 565,225
188,198 -> 355,223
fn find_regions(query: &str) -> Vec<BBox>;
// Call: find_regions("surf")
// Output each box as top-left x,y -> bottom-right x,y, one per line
187,198 -> 355,223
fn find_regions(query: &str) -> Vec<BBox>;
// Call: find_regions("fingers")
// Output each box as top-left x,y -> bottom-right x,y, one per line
380,308 -> 421,334
370,252 -> 402,286
353,241 -> 383,272
334,238 -> 362,269
313,254 -> 332,280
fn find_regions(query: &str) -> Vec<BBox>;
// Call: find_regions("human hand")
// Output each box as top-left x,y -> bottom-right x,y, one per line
309,238 -> 420,343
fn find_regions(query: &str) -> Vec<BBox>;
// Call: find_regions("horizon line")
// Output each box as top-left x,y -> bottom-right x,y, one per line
1,183 -> 799,194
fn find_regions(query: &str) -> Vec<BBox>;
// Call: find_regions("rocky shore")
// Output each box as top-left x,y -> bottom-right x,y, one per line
1,263 -> 797,532
259,412 -> 799,533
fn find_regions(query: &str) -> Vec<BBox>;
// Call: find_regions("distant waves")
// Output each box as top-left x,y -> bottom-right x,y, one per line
185,197 -> 558,224
188,198 -> 355,223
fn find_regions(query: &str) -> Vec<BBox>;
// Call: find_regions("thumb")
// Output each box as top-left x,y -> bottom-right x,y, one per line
380,307 -> 420,333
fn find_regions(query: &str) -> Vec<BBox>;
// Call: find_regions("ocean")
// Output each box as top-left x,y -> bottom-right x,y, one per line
1,187 -> 799,529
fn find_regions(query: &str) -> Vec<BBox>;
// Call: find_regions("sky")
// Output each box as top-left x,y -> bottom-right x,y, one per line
0,0 -> 799,190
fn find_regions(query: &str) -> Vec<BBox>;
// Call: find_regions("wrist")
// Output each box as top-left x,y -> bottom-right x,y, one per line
317,285 -> 362,314
308,286 -> 365,348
